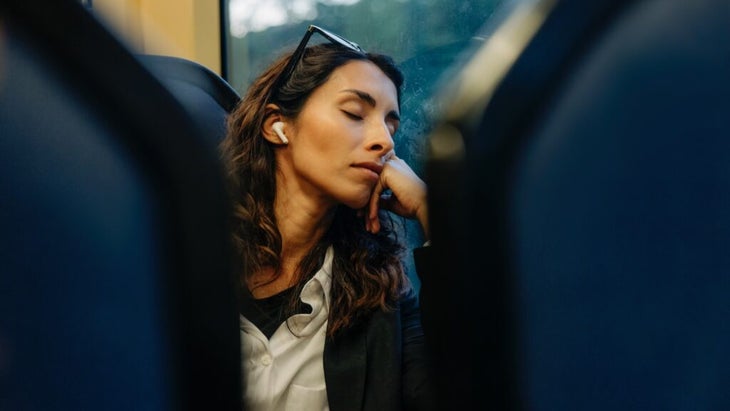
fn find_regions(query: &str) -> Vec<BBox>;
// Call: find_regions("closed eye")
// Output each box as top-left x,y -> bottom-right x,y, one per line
342,110 -> 363,120
387,119 -> 399,137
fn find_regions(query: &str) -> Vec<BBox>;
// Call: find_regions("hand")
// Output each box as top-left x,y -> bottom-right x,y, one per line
365,153 -> 429,238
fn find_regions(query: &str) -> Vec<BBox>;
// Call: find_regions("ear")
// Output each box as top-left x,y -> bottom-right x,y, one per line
262,104 -> 289,146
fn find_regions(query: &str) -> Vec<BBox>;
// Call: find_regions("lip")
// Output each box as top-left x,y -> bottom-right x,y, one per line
351,161 -> 383,181
352,161 -> 384,175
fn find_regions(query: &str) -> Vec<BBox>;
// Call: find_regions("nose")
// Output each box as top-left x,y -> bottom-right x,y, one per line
365,122 -> 394,156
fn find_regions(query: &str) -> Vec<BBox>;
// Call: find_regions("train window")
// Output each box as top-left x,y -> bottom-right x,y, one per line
223,0 -> 531,150
223,0 -> 531,287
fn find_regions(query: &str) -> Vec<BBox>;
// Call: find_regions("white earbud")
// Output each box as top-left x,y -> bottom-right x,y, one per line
272,121 -> 289,145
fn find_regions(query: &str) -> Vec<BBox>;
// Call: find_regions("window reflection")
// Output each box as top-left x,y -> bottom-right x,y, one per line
229,0 -> 361,38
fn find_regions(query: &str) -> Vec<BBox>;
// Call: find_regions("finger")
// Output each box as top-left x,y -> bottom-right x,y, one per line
368,178 -> 385,220
368,179 -> 388,233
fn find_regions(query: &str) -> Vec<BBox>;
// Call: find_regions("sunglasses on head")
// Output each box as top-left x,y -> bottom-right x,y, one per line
270,25 -> 366,99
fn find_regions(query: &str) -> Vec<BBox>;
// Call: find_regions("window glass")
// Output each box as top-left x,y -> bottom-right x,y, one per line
223,0 -> 530,286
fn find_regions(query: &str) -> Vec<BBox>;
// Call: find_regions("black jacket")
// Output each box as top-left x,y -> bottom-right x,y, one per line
323,287 -> 435,411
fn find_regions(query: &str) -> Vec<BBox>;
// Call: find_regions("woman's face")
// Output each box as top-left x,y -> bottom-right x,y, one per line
283,59 -> 399,210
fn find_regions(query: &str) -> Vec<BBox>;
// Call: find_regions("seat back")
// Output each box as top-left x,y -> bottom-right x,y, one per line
425,0 -> 730,408
139,55 -> 241,147
0,1 -> 240,410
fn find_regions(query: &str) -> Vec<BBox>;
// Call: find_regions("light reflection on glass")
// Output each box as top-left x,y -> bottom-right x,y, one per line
229,0 -> 362,37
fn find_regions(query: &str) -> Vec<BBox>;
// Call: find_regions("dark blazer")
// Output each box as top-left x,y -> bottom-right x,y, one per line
240,249 -> 436,411
323,251 -> 436,411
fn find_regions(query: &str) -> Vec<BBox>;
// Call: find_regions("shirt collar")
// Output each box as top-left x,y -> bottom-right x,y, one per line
286,246 -> 333,337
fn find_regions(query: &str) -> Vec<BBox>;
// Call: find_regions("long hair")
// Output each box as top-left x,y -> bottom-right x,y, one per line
221,43 -> 408,336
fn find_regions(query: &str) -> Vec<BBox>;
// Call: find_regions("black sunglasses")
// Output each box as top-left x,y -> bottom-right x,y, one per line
271,25 -> 365,99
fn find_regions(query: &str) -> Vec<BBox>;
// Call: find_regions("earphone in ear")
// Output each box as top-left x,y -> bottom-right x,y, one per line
272,122 -> 289,145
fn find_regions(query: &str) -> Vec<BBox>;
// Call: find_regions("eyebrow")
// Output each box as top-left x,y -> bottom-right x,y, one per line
340,89 -> 401,122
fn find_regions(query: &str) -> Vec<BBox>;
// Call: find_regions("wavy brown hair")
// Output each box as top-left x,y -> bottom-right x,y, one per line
220,43 -> 409,336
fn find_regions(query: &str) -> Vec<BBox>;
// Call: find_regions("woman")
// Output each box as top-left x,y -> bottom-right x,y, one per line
221,25 -> 433,411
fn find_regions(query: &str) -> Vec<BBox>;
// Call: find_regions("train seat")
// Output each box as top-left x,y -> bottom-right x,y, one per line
0,1 -> 240,409
139,55 -> 241,147
425,0 -> 730,408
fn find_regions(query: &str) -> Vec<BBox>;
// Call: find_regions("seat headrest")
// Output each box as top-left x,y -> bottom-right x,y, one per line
139,55 -> 241,147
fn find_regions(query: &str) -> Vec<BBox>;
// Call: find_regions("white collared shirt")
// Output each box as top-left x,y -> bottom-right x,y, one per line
240,247 -> 333,411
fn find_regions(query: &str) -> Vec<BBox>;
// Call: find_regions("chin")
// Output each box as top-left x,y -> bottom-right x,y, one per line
339,192 -> 371,210
342,198 -> 369,210
333,183 -> 375,210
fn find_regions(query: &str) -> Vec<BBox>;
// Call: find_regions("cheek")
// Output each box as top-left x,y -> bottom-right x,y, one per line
298,124 -> 348,156
315,114 -> 364,146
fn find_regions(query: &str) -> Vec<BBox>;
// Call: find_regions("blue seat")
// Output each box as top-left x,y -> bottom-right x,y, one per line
139,55 -> 240,147
425,0 -> 730,409
0,1 -> 240,409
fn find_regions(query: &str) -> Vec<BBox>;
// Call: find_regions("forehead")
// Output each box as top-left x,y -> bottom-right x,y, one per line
312,60 -> 399,109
